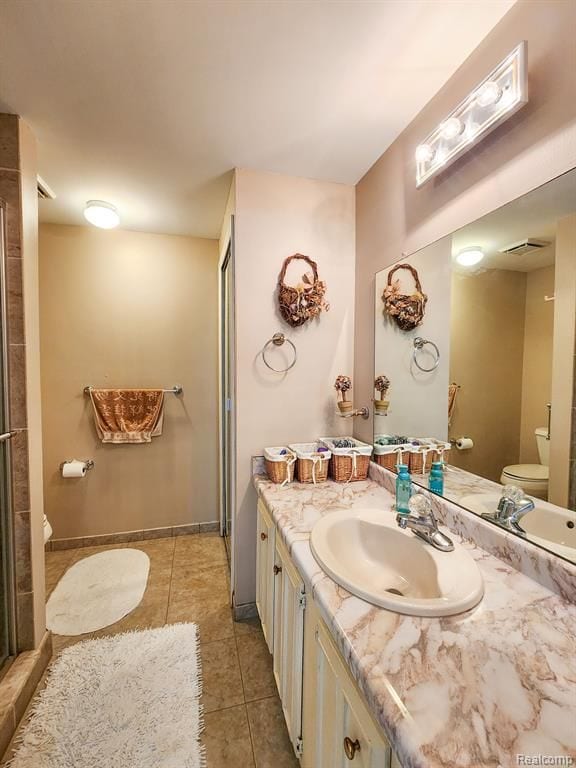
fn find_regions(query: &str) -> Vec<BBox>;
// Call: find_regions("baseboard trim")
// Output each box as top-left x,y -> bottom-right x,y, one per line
233,601 -> 258,621
0,630 -> 52,759
47,521 -> 220,551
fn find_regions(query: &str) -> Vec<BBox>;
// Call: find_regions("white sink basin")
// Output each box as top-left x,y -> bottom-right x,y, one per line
310,509 -> 484,617
460,493 -> 576,562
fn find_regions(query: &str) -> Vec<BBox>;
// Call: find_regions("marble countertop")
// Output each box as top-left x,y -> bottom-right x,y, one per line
253,469 -> 576,768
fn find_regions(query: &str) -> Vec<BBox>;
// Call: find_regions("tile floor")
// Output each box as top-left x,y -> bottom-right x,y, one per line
5,534 -> 298,768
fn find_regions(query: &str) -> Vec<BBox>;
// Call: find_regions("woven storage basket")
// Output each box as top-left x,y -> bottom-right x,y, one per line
408,446 -> 433,475
429,441 -> 451,464
373,442 -> 410,473
319,437 -> 372,483
289,443 -> 331,484
264,447 -> 296,485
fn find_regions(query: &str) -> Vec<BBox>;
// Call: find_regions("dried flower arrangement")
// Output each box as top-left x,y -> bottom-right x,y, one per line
382,263 -> 427,331
277,254 -> 329,328
374,374 -> 390,414
334,374 -> 353,414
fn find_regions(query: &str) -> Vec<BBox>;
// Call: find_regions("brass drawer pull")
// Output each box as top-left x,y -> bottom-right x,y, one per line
260,532 -> 267,541
273,564 -> 282,575
344,737 -> 360,760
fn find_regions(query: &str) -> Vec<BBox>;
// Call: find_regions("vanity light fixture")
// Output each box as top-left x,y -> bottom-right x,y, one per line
415,41 -> 528,187
84,200 -> 120,229
456,247 -> 484,267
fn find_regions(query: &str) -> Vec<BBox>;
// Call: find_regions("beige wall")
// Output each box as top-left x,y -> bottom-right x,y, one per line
354,0 -> 576,447
450,270 -> 526,482
519,263 -> 555,463
233,169 -> 355,607
39,224 -> 219,539
550,213 -> 576,506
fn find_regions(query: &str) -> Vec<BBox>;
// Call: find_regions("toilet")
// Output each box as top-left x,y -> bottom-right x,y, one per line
500,427 -> 549,499
43,514 -> 53,544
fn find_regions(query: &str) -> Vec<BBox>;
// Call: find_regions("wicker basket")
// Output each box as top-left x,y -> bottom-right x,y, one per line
373,443 -> 409,473
408,446 -> 433,475
289,443 -> 331,484
319,437 -> 372,483
264,447 -> 296,485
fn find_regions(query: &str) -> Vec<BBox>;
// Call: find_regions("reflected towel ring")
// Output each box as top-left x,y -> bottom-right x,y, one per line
413,336 -> 440,372
262,332 -> 297,373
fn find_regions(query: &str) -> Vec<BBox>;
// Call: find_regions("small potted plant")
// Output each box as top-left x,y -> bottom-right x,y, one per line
374,375 -> 390,414
334,375 -> 353,414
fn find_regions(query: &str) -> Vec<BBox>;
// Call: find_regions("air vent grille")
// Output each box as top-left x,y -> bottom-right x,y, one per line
499,239 -> 550,256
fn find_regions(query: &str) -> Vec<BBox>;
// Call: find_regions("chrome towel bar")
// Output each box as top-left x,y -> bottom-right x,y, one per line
83,385 -> 183,396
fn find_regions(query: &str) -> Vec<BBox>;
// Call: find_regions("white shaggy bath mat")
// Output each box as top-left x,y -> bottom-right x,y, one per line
9,623 -> 204,768
46,548 -> 150,635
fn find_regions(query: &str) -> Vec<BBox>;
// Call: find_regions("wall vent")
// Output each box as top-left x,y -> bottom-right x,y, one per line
37,175 -> 56,200
499,238 -> 550,256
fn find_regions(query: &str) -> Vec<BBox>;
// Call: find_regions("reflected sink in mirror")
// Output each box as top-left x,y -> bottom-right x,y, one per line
460,493 -> 576,561
310,509 -> 484,617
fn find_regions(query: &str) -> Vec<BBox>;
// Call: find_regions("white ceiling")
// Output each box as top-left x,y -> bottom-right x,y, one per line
0,0 -> 514,238
452,168 -> 576,272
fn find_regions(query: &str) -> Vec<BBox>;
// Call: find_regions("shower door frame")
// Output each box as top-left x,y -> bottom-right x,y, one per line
0,203 -> 18,669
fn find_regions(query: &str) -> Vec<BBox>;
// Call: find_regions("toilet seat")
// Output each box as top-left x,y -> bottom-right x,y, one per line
500,464 -> 548,498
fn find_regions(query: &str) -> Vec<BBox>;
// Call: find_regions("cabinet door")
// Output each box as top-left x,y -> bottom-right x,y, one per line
314,620 -> 391,768
272,535 -> 305,758
256,500 -> 275,653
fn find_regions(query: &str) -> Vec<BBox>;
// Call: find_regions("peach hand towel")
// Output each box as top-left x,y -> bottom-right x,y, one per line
89,389 -> 165,444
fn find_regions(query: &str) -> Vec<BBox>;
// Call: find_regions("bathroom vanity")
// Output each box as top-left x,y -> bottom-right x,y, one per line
253,462 -> 576,768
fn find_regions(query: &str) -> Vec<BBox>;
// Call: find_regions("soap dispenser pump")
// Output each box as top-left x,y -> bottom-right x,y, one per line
395,464 -> 412,514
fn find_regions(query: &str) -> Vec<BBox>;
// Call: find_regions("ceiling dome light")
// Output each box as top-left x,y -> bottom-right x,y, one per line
476,81 -> 502,108
440,117 -> 464,140
415,143 -> 435,164
84,200 -> 120,229
456,247 -> 484,267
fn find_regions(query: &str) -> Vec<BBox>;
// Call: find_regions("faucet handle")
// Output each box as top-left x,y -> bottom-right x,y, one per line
408,493 -> 433,518
501,485 -> 524,503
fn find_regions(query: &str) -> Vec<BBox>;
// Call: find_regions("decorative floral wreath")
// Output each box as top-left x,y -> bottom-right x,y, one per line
277,254 -> 329,328
382,263 -> 427,331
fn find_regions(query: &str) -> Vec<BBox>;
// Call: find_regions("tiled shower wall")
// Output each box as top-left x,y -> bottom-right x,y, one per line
0,114 -> 36,651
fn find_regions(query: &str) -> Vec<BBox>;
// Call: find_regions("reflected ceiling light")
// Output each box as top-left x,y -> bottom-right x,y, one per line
415,41 -> 528,187
476,81 -> 502,108
440,117 -> 464,140
84,200 -> 120,229
415,143 -> 435,163
456,247 -> 484,267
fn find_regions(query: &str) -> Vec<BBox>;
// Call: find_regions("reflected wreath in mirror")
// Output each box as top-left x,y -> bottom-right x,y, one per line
382,263 -> 428,331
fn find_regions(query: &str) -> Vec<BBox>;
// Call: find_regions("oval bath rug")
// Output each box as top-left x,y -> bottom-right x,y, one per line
46,548 -> 150,635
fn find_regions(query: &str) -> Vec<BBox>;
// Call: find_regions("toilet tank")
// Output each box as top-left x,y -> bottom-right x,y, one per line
535,427 -> 550,465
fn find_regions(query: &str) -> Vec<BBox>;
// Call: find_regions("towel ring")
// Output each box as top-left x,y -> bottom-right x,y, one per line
262,332 -> 297,373
413,336 -> 440,372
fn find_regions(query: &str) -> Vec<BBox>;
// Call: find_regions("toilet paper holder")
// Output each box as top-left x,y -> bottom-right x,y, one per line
59,459 -> 95,471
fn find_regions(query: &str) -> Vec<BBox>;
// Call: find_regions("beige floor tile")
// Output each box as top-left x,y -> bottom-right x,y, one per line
247,696 -> 299,768
167,596 -> 234,644
170,565 -> 229,600
236,631 -> 277,702
233,615 -> 263,638
203,704 -> 255,768
201,638 -> 244,714
173,534 -> 228,572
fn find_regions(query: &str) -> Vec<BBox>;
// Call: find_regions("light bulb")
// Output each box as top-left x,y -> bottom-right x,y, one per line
84,200 -> 120,229
440,117 -> 464,140
415,144 -> 434,163
456,247 -> 484,267
476,81 -> 502,108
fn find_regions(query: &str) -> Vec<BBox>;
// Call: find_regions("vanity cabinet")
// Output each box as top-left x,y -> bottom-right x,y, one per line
302,599 -> 392,768
256,500 -> 276,652
256,498 -> 399,767
273,534 -> 305,757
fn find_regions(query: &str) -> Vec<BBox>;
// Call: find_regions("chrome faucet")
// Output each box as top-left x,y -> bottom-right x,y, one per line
481,485 -> 535,534
396,494 -> 454,552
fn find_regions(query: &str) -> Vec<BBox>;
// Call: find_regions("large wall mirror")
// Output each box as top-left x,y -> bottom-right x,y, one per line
374,168 -> 576,564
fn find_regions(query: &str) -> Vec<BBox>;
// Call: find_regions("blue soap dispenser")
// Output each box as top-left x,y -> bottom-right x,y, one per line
395,464 -> 412,514
428,461 -> 444,496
